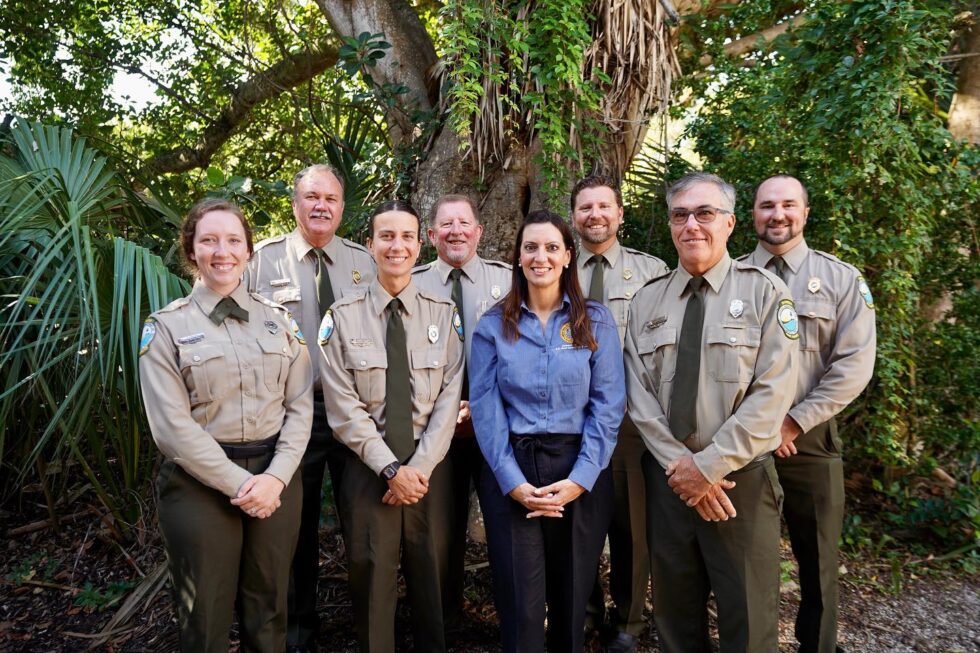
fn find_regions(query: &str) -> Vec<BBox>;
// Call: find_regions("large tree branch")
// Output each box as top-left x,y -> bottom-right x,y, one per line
140,45 -> 338,177
698,13 -> 808,66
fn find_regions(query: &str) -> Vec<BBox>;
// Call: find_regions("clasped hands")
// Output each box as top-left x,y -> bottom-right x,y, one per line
382,465 -> 429,505
509,479 -> 585,519
666,456 -> 737,522
231,473 -> 284,519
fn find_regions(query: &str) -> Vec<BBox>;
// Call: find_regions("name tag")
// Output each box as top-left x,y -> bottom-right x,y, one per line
270,278 -> 291,287
177,333 -> 205,345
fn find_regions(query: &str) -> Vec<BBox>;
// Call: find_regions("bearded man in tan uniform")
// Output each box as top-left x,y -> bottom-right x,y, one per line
624,172 -> 799,653
741,174 -> 876,653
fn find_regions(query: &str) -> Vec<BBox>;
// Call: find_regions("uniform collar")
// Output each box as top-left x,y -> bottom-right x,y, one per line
519,293 -> 571,315
289,228 -> 343,263
369,278 -> 418,317
672,252 -> 732,297
577,239 -> 621,270
434,254 -> 481,284
191,279 -> 251,315
751,239 -> 809,274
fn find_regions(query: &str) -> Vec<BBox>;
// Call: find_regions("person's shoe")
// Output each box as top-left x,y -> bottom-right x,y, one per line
600,630 -> 638,653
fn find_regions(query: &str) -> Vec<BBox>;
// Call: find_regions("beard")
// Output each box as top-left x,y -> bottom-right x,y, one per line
757,222 -> 801,246
578,225 -> 614,245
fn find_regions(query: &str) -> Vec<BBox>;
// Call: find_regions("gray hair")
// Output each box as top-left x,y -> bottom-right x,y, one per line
666,172 -> 736,212
292,164 -> 345,198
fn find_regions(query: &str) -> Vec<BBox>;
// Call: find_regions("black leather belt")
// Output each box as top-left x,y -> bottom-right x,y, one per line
220,433 -> 279,459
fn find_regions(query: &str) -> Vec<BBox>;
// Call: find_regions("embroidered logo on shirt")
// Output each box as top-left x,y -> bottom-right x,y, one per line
857,276 -> 874,309
452,307 -> 464,341
318,309 -> 334,346
177,333 -> 205,345
290,313 -> 306,345
777,299 -> 800,340
139,318 -> 157,356
560,322 -> 574,344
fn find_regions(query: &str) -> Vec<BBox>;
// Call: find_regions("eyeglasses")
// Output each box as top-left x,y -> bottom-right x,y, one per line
668,206 -> 732,225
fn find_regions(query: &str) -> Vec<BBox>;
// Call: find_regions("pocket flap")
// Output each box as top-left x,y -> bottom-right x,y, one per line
795,299 -> 834,320
636,327 -> 677,354
411,347 -> 447,370
179,344 -> 224,367
258,337 -> 290,356
344,347 -> 387,370
273,287 -> 302,304
706,324 -> 761,347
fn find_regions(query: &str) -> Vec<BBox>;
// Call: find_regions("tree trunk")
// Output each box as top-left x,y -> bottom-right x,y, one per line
948,14 -> 980,144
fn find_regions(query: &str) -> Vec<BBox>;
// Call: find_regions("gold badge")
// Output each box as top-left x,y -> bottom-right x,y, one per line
560,322 -> 574,344
491,285 -> 501,299
352,269 -> 362,284
623,268 -> 633,280
808,277 -> 821,294
428,324 -> 439,343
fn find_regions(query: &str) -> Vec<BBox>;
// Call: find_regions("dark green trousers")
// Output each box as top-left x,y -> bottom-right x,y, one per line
643,452 -> 783,653
338,458 -> 453,653
156,455 -> 302,653
776,419 -> 845,653
587,415 -> 650,637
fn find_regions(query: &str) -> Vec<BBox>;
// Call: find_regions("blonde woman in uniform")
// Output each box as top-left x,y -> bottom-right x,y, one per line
138,198 -> 313,652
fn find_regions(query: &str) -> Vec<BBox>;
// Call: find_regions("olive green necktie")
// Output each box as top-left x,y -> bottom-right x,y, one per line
385,298 -> 415,462
448,267 -> 468,400
668,276 -> 705,441
588,254 -> 605,303
209,297 -> 249,325
314,248 -> 335,320
770,255 -> 788,283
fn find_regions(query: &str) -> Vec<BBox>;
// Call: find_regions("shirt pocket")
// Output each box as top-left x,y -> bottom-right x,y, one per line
344,347 -> 387,406
259,337 -> 291,393
411,347 -> 448,404
794,299 -> 835,353
706,324 -> 761,383
635,327 -> 677,387
177,344 -> 226,404
607,289 -> 634,335
554,347 -> 592,387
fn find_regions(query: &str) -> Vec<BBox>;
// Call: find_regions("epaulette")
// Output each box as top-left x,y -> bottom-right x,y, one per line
412,261 -> 436,275
638,267 -> 672,290
812,249 -> 861,276
330,291 -> 368,313
254,234 -> 288,251
734,252 -> 751,262
340,237 -> 371,254
417,287 -> 456,307
483,258 -> 512,270
250,292 -> 289,314
156,296 -> 191,314
622,245 -> 663,261
734,259 -> 780,291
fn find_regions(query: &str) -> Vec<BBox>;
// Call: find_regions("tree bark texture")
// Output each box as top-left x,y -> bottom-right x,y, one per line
948,14 -> 980,144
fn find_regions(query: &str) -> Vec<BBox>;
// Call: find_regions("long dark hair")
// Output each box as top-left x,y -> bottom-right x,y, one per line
500,210 -> 597,351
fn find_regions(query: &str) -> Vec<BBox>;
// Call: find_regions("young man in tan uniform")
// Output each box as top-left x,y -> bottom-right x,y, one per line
741,174 -> 876,653
246,164 -> 375,652
411,195 -> 511,627
624,172 -> 799,653
571,175 -> 668,653
319,201 -> 465,653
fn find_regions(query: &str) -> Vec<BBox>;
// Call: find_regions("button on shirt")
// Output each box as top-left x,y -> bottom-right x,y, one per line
138,282 -> 314,498
576,240 -> 669,347
246,229 -> 376,384
741,240 -> 876,433
412,255 -> 512,362
469,299 -> 626,495
319,280 -> 465,476
624,253 -> 799,484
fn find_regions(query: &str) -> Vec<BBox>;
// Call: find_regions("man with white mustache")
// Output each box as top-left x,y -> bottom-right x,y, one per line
412,194 -> 511,630
247,164 -> 376,653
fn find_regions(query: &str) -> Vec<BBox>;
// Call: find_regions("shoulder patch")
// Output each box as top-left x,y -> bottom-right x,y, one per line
318,309 -> 335,345
254,234 -> 288,251
777,299 -> 800,340
857,276 -> 874,309
288,313 -> 306,345
138,317 -> 157,356
452,306 -> 465,341
157,296 -> 191,314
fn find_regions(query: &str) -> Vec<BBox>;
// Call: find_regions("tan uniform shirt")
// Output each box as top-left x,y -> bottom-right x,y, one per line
138,282 -> 313,497
318,279 -> 465,476
740,240 -> 876,433
246,228 -> 376,384
412,255 -> 512,362
624,253 -> 800,484
577,240 -> 670,347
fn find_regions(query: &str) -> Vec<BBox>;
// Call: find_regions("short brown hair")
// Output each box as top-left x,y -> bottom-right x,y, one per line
180,198 -> 253,272
368,200 -> 421,238
570,175 -> 623,213
431,194 -> 480,224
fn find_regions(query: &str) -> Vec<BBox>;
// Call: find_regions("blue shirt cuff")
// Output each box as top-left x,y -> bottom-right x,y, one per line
495,459 -> 527,496
569,459 -> 600,492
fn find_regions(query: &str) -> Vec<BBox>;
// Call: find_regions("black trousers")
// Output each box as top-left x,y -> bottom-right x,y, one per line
287,395 -> 354,648
776,419 -> 845,653
444,433 -> 484,626
479,434 -> 614,653
643,452 -> 783,653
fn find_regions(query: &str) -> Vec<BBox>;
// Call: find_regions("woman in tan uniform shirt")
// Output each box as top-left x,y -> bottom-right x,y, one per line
138,198 -> 313,653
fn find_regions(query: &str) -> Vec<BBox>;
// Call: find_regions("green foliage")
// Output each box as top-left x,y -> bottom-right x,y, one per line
684,0 -> 978,549
0,119 -> 188,527
74,579 -> 137,611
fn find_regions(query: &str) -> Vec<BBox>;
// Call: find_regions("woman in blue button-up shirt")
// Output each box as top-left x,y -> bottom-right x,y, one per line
470,210 -> 626,652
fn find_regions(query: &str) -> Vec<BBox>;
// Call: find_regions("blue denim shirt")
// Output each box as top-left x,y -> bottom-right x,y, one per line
470,296 -> 626,495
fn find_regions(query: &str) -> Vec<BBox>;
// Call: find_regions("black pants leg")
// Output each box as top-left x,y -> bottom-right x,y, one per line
443,434 -> 483,627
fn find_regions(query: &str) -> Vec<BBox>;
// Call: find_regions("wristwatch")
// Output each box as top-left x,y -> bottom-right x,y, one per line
379,462 -> 401,481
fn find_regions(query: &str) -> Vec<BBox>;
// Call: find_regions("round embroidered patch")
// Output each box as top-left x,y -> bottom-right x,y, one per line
560,322 -> 574,344
318,309 -> 334,346
138,318 -> 157,356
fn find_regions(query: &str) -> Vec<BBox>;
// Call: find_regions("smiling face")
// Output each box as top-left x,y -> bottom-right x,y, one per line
292,170 -> 344,248
429,200 -> 483,267
752,176 -> 810,254
669,182 -> 736,276
368,210 -> 421,287
190,210 -> 251,296
572,184 -> 623,252
519,222 -> 571,293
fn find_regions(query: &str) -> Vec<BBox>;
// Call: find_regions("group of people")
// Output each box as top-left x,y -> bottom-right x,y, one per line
138,165 -> 876,653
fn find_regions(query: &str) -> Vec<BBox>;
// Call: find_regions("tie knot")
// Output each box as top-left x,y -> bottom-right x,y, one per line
772,256 -> 785,271
591,254 -> 605,267
689,276 -> 704,292
449,268 -> 463,281
387,298 -> 402,315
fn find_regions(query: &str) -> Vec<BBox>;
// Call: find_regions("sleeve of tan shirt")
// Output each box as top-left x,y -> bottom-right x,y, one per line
138,318 -> 252,497
693,281 -> 800,484
263,319 -> 314,486
407,308 -> 465,477
788,273 -> 876,433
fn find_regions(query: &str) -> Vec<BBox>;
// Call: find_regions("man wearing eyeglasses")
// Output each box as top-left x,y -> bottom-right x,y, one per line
624,172 -> 799,652
740,174 -> 876,653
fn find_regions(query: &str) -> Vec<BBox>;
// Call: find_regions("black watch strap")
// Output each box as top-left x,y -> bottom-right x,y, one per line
380,462 -> 401,481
